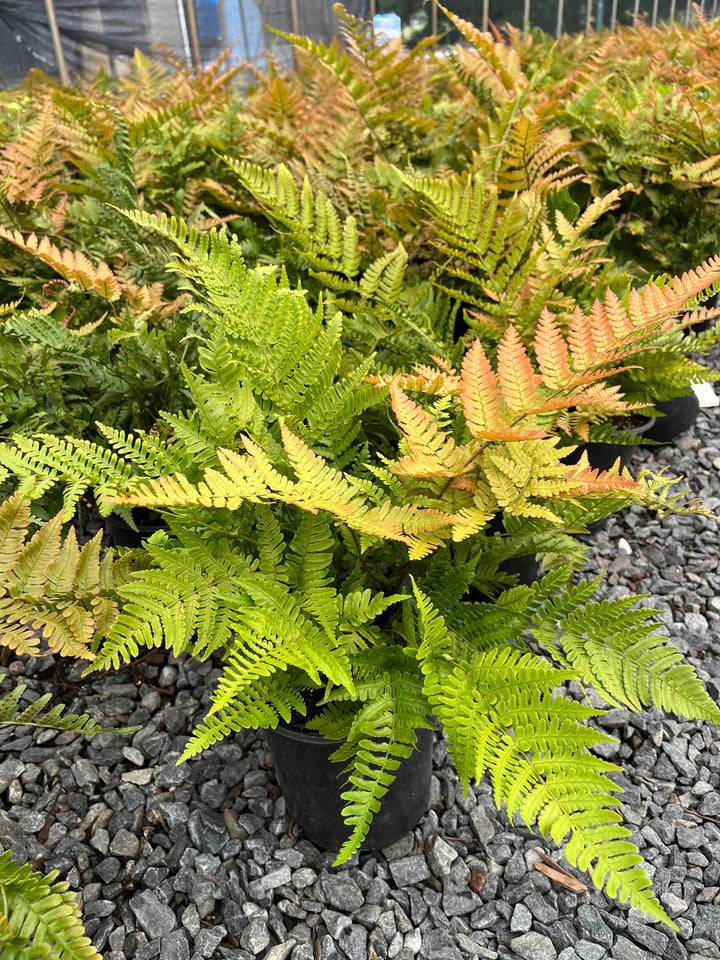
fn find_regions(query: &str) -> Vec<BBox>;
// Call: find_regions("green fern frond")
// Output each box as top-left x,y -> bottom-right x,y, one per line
409,582 -> 674,921
91,543 -> 250,669
315,648 -> 433,863
241,577 -> 354,690
0,849 -> 102,960
256,506 -> 287,581
179,673 -> 311,761
536,594 -> 720,721
493,741 -> 674,927
287,514 -> 338,635
0,682 -> 140,735
0,434 -> 134,520
226,158 -> 407,309
426,649 -> 578,789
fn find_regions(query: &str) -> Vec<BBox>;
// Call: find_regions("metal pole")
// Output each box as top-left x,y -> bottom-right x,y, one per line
597,0 -> 604,28
237,0 -> 251,61
218,0 -> 228,49
685,0 -> 692,24
670,0 -> 676,21
184,0 -> 202,67
523,0 -> 531,30
175,0 -> 192,63
482,0 -> 489,31
432,0 -> 438,35
556,0 -> 564,38
610,0 -> 618,31
289,0 -> 299,34
586,0 -> 593,34
370,0 -> 376,19
43,0 -> 70,85
633,0 -> 640,22
652,0 -> 659,24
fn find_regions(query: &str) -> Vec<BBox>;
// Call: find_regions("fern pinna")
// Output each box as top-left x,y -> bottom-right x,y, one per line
1,215 -> 719,926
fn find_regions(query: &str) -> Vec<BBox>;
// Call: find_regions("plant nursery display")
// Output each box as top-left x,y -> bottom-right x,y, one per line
2,5 -> 720,958
3,213 -> 720,934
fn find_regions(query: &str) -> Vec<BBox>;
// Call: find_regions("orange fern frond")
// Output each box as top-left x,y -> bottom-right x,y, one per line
496,327 -> 543,417
389,385 -> 468,478
0,98 -> 62,204
563,453 -> 640,495
0,228 -> 122,301
565,256 -> 720,368
461,338 -> 505,434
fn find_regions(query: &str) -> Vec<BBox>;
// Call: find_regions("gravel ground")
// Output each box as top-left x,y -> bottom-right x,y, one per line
2,389 -> 720,960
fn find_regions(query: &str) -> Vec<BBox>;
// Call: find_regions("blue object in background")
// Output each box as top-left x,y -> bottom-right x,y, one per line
197,0 -> 220,40
373,12 -> 402,43
225,0 -> 263,65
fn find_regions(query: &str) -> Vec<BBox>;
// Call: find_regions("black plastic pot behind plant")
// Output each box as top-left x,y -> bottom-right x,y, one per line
563,418 -> 656,534
644,391 -> 700,445
486,514 -> 543,587
563,417 -> 657,474
264,725 -> 434,852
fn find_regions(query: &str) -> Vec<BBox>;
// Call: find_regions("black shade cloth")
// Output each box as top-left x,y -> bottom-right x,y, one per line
0,0 -> 374,88
0,0 -> 152,84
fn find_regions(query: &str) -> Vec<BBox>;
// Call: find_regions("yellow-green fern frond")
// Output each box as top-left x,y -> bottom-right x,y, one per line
411,584 -> 677,926
0,850 -> 101,960
180,673 -> 311,761
311,647 -> 434,863
0,494 -> 137,661
493,736 -> 674,926
535,593 -> 720,722
0,683 -> 139,736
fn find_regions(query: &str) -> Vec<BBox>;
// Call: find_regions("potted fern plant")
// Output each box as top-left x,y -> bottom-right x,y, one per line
3,215 -> 720,931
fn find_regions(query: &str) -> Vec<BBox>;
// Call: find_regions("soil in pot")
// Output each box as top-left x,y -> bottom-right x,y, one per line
264,724 -> 434,852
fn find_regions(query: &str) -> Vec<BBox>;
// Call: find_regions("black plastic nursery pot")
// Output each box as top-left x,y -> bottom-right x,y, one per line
563,416 -> 657,473
486,514 -> 543,587
264,725 -> 434,852
644,390 -> 700,445
561,418 -> 657,534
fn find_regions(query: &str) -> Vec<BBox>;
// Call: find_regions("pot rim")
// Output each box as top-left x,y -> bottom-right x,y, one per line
265,724 -> 344,746
614,415 -> 656,438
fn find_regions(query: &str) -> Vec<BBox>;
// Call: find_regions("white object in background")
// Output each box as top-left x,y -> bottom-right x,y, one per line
692,381 -> 719,408
373,13 -> 402,43
618,538 -> 633,555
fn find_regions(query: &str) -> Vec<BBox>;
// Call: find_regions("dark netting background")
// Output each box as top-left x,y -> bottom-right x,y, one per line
0,0 -> 371,88
0,0 -> 154,85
